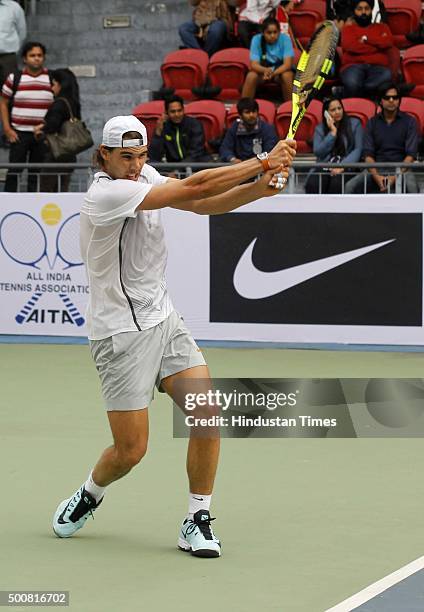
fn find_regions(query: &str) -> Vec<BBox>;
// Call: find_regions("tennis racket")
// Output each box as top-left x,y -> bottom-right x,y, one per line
55,213 -> 83,269
0,212 -> 48,268
287,21 -> 339,139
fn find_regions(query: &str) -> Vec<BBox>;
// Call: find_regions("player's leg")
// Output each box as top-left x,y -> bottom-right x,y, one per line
161,365 -> 221,557
53,327 -> 162,538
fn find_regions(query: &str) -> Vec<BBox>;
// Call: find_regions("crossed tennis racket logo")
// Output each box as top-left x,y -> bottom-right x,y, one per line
0,211 -> 85,326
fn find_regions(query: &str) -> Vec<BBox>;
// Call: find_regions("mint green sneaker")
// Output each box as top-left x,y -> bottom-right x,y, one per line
178,510 -> 221,558
53,486 -> 102,538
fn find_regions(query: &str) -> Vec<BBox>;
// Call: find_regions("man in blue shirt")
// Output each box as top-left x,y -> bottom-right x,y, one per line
346,83 -> 419,194
241,16 -> 294,102
220,97 -> 278,162
0,0 -> 26,88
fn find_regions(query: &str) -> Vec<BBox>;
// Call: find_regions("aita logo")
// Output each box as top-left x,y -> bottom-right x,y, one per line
0,203 -> 86,327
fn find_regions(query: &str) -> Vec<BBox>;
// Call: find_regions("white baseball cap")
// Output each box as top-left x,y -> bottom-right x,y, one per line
102,115 -> 148,148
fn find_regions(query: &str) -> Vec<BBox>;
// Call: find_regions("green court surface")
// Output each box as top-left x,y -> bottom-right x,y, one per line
1,344 -> 424,612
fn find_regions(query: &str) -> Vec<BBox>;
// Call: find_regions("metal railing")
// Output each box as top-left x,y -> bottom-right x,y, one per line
0,161 -> 423,194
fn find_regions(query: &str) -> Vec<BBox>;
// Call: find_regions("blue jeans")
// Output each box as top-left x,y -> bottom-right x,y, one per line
179,20 -> 227,56
341,64 -> 392,98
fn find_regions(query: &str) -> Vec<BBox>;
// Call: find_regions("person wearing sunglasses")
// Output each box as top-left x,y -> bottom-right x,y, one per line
346,83 -> 419,194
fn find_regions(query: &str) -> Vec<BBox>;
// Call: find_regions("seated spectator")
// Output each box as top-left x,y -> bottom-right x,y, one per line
241,17 -> 294,102
220,97 -> 278,162
148,95 -> 210,163
179,0 -> 232,56
346,83 -> 419,194
305,97 -> 363,193
340,0 -> 393,98
237,0 -> 280,48
33,69 -> 81,192
273,0 -> 302,50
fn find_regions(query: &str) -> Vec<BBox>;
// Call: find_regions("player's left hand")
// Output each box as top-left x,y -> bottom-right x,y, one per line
259,167 -> 290,196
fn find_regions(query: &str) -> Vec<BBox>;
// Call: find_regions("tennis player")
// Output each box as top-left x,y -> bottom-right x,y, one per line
52,115 -> 296,558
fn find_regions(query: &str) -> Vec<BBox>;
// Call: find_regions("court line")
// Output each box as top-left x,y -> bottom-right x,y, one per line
325,556 -> 424,612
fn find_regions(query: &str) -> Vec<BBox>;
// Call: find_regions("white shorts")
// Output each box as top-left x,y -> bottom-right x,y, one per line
89,310 -> 206,410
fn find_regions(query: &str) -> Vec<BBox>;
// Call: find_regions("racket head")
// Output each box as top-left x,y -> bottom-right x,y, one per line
0,212 -> 47,267
56,213 -> 83,268
287,21 -> 339,139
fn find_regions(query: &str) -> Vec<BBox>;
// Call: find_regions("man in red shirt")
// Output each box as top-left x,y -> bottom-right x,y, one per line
340,0 -> 393,98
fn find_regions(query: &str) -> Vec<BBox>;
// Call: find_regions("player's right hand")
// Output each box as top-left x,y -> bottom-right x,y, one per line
268,139 -> 297,171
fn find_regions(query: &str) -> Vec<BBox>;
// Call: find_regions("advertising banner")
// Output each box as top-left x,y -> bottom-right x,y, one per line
1,193 -> 424,345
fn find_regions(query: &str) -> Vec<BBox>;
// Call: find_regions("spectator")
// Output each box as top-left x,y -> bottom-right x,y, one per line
33,68 -> 81,192
305,96 -> 363,193
220,97 -> 278,162
0,0 -> 26,89
179,0 -> 232,56
345,83 -> 419,194
241,16 -> 293,102
0,41 -> 53,191
237,0 -> 280,48
273,0 -> 302,50
340,0 -> 393,99
148,95 -> 210,163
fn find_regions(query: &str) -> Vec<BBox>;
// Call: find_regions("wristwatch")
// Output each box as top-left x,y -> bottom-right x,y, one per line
256,151 -> 271,172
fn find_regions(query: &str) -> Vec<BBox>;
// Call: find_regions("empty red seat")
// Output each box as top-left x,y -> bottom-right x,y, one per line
385,0 -> 421,48
275,99 -> 322,153
185,100 -> 227,144
226,98 -> 276,127
208,48 -> 250,101
161,49 -> 209,101
342,98 -> 376,127
400,96 -> 424,132
290,1 -> 326,47
131,100 -> 165,142
402,44 -> 424,98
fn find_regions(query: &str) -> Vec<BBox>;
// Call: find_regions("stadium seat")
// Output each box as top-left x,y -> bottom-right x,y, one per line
402,44 -> 424,98
208,48 -> 250,101
384,0 -> 421,48
342,98 -> 376,128
400,96 -> 424,133
131,100 -> 165,142
290,1 -> 326,47
275,99 -> 322,153
161,49 -> 209,101
185,100 -> 227,145
226,99 -> 276,127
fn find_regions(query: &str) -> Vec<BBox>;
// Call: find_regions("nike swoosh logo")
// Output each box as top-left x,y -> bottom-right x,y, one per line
57,500 -> 72,525
193,496 -> 204,501
233,238 -> 395,300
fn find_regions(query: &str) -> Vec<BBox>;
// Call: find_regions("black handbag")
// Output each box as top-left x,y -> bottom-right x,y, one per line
46,98 -> 93,161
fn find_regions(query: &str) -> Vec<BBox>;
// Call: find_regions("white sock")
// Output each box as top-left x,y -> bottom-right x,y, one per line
188,492 -> 212,519
84,471 -> 106,503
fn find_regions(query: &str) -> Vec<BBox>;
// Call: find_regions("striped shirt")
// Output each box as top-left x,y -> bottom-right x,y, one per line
1,68 -> 53,132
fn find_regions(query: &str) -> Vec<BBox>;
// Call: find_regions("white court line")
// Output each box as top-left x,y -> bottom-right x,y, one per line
325,555 -> 424,612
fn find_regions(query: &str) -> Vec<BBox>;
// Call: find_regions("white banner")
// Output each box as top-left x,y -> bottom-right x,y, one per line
1,193 -> 423,345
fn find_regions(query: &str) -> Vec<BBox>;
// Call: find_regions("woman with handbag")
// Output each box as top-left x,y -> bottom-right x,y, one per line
34,68 -> 82,192
305,97 -> 364,194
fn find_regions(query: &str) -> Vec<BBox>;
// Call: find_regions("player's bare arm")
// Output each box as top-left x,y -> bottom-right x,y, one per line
138,139 -> 297,213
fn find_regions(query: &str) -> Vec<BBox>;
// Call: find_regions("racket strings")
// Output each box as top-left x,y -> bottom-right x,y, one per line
57,216 -> 82,266
0,215 -> 47,264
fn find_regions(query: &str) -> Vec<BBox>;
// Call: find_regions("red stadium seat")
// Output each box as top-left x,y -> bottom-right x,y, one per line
208,48 -> 250,100
290,1 -> 326,46
226,99 -> 276,127
131,100 -> 165,142
384,0 -> 421,48
400,96 -> 424,132
341,98 -> 376,127
402,44 -> 424,98
275,99 -> 322,152
161,49 -> 209,101
185,100 -> 227,145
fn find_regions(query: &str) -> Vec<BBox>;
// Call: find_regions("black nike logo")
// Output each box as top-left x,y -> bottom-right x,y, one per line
57,500 -> 72,524
193,496 -> 204,501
